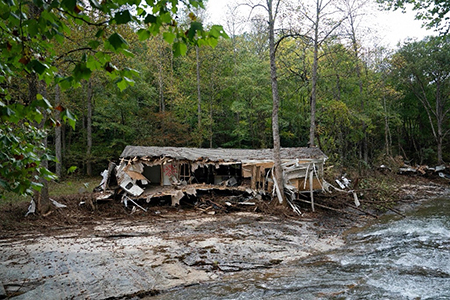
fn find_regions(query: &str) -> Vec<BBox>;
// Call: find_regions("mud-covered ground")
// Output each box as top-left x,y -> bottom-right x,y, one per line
0,174 -> 449,299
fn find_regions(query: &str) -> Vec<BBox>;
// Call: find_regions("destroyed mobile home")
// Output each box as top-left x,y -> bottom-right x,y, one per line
97,146 -> 328,212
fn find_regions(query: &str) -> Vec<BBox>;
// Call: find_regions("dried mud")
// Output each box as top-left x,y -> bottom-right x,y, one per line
0,174 -> 448,299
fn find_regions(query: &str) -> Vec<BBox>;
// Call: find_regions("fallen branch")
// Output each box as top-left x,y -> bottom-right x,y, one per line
347,204 -> 378,219
387,207 -> 406,218
296,199 -> 356,215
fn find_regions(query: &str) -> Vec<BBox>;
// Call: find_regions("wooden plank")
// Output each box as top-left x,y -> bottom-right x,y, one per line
251,166 -> 256,190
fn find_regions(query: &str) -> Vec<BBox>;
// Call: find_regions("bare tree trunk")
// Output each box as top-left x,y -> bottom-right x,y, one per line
196,46 -> 202,146
38,80 -> 49,210
158,39 -> 165,113
29,74 -> 51,214
86,78 -> 93,176
267,0 -> 284,203
383,92 -> 392,157
55,84 -> 62,178
309,5 -> 320,147
209,96 -> 213,148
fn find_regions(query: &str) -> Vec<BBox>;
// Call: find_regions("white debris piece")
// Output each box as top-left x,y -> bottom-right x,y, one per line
119,179 -> 144,197
25,199 -> 36,216
99,169 -> 109,191
50,198 -> 67,208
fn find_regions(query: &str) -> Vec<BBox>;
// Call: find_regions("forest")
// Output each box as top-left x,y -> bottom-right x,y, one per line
1,0 -> 450,199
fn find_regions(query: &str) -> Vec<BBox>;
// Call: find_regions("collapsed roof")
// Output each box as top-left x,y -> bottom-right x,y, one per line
120,146 -> 328,162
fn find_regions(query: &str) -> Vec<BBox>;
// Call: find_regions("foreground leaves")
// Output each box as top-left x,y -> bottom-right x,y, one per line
0,0 -> 227,198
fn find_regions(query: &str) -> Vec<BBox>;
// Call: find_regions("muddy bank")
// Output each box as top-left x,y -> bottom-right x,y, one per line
0,176 -> 449,299
0,212 -> 343,299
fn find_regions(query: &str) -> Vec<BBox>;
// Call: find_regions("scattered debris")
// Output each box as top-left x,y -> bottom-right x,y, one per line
25,199 -> 36,217
398,163 -> 449,178
122,195 -> 147,212
50,198 -> 67,208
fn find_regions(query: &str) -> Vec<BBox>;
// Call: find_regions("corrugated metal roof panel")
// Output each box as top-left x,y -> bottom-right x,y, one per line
120,146 -> 327,162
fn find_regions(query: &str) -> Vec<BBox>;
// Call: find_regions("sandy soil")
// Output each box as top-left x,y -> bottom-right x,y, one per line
0,174 -> 448,299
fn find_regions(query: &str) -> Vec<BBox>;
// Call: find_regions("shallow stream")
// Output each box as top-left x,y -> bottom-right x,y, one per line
154,197 -> 450,299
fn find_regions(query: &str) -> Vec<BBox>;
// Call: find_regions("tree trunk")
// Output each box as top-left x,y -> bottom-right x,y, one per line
348,10 -> 368,167
196,46 -> 202,146
38,80 -> 50,212
158,39 -> 165,113
29,74 -> 51,214
382,92 -> 392,157
86,78 -> 93,176
309,5 -> 320,148
55,84 -> 62,179
268,0 -> 284,203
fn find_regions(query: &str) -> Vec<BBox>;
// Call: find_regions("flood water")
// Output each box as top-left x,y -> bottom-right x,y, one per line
154,197 -> 450,299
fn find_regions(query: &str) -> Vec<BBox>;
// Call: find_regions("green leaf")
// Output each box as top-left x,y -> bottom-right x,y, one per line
107,33 -> 128,50
31,96 -> 52,110
61,109 -> 76,129
58,77 -> 73,91
54,33 -> 64,44
163,31 -> 176,44
114,10 -> 132,25
95,51 -> 110,64
188,21 -> 203,40
61,0 -> 76,12
160,12 -> 171,24
116,77 -> 127,91
173,42 -> 187,57
95,29 -> 105,38
86,55 -> 102,70
209,25 -> 228,39
137,29 -> 150,41
88,40 -> 100,49
0,178 -> 7,189
30,181 -> 43,192
123,67 -> 140,77
88,0 -> 102,9
4,106 -> 16,117
67,166 -> 77,174
30,60 -> 48,75
123,76 -> 135,86
144,14 -> 157,24
73,63 -> 92,81
122,49 -> 135,58
149,22 -> 161,35
28,19 -> 38,37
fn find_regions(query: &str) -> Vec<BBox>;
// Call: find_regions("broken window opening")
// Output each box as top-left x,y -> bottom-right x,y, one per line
143,165 -> 161,186
193,165 -> 215,184
179,163 -> 191,184
214,164 -> 242,186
